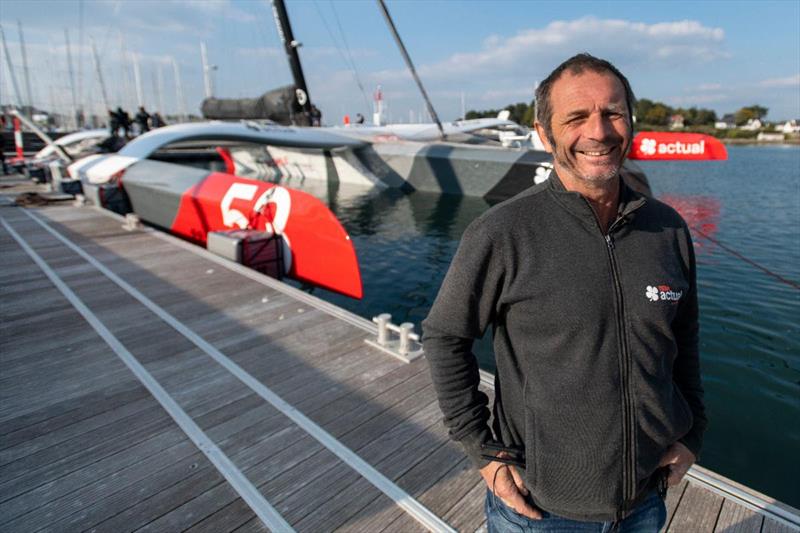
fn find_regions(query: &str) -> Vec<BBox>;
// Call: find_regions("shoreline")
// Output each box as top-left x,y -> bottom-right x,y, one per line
720,138 -> 800,146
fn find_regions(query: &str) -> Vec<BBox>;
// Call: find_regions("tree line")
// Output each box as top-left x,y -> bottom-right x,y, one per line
465,100 -> 769,128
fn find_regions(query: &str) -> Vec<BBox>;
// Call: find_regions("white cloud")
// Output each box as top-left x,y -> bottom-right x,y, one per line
758,74 -> 800,88
670,93 -> 731,106
479,88 -> 536,102
171,0 -> 257,23
408,16 -> 727,82
341,16 -> 730,120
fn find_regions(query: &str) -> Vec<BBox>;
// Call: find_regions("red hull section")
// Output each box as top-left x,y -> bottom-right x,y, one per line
630,132 -> 728,160
171,172 -> 362,299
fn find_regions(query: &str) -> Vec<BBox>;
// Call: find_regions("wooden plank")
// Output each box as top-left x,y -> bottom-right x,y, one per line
44,409 -> 305,532
78,468 -> 231,533
85,426 -> 314,533
316,370 -> 432,440
377,459 -> 478,533
0,384 -> 148,449
258,342 -> 385,400
272,459 -> 366,526
442,479 -> 487,533
256,445 -> 340,505
0,426 -> 186,527
0,378 -> 144,436
668,482 -> 724,532
286,402 -> 446,531
0,396 -> 155,466
134,482 -> 242,533
664,478 -> 689,530
290,474 -> 387,532
1,364 -> 134,421
336,385 -> 437,446
44,450 -> 214,533
297,359 -> 425,418
0,326 -> 99,367
714,498 -> 764,532
0,366 -> 144,423
1,437 -> 201,532
0,410 -> 176,502
222,331 -> 369,391
761,517 -> 799,533
231,517 -> 269,533
0,332 -> 112,377
0,294 -> 73,324
183,498 -> 258,533
330,417 -> 463,529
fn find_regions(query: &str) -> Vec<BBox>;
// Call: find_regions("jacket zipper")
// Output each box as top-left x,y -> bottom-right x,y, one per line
604,232 -> 636,517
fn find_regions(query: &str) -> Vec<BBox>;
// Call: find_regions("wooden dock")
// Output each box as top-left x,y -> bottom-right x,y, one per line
1,180 -> 798,532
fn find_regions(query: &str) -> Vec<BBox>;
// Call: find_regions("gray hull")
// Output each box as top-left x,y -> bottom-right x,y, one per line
356,141 -> 553,200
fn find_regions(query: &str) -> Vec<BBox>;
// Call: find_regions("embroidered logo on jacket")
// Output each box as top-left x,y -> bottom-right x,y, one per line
646,285 -> 683,302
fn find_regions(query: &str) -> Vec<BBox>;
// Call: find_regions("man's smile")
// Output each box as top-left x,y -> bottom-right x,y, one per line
576,146 -> 618,158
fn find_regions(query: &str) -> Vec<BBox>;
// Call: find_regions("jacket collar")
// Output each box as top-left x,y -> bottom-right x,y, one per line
547,168 -> 647,231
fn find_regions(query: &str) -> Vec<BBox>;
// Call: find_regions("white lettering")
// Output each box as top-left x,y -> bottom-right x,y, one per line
654,140 -> 705,156
221,183 -> 258,229
659,290 -> 683,301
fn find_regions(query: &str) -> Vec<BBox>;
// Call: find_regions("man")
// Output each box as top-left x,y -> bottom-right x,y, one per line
422,53 -> 706,531
116,107 -> 132,139
151,112 -> 166,129
135,106 -> 151,135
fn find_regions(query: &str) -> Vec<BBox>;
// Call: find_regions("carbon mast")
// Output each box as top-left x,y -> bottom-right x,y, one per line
271,0 -> 313,126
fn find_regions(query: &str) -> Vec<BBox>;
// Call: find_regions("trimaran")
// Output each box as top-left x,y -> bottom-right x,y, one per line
14,0 -> 725,301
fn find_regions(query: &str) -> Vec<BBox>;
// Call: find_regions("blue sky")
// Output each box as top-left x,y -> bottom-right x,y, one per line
1,0 -> 798,123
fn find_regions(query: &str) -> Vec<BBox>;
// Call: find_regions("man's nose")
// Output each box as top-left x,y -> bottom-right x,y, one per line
585,112 -> 616,140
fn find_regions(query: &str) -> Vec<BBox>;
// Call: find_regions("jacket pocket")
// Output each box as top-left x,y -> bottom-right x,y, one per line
523,376 -> 622,514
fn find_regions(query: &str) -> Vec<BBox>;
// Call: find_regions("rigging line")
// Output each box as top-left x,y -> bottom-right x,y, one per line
325,0 -> 371,113
690,225 -> 800,291
311,1 -> 350,69
311,0 -> 370,112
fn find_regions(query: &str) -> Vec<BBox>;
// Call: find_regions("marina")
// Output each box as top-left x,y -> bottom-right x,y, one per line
1,0 -> 798,529
1,177 -> 799,531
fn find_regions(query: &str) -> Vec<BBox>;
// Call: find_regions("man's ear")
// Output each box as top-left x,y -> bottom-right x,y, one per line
534,122 -> 553,154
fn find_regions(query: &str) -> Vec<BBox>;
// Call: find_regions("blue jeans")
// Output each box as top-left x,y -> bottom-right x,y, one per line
485,489 -> 667,532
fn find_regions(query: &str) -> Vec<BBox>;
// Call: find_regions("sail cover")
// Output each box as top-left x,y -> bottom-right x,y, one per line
201,85 -> 303,124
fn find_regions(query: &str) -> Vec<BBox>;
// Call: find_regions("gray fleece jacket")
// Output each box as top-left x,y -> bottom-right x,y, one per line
422,172 -> 706,522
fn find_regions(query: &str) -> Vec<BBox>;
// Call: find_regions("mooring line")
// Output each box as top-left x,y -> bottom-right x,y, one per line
0,214 -> 295,533
691,225 -> 800,290
18,208 -> 456,533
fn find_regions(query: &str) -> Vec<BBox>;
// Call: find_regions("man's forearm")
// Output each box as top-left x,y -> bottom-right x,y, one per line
423,330 -> 493,468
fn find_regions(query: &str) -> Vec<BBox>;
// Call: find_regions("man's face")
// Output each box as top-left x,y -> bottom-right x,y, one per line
536,70 -> 631,187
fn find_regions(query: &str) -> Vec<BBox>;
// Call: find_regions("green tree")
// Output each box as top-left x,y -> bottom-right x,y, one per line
507,102 -> 529,124
693,108 -> 717,125
735,105 -> 768,125
465,109 -> 499,120
644,103 -> 672,126
522,104 -> 535,127
635,98 -> 655,123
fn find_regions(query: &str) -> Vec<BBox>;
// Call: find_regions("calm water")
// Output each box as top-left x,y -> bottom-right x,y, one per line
283,145 -> 800,507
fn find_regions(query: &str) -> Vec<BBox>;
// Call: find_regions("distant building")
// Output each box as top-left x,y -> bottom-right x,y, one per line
757,132 -> 785,141
741,118 -> 763,131
779,119 -> 800,134
669,114 -> 685,129
715,113 -> 736,129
